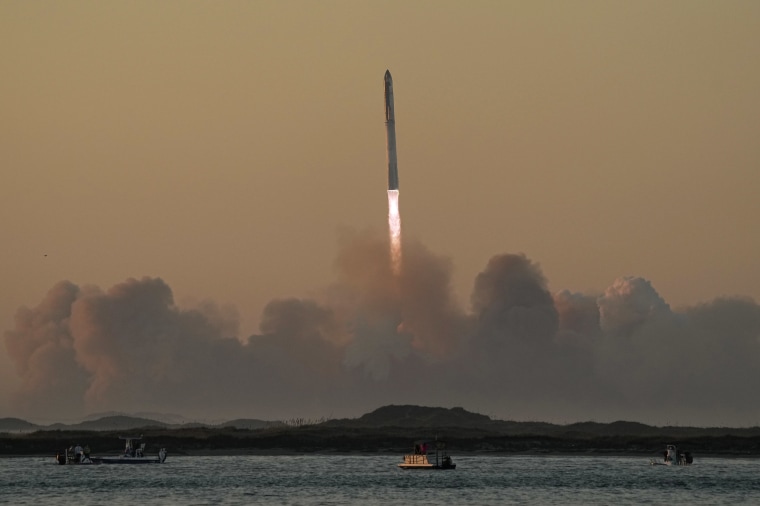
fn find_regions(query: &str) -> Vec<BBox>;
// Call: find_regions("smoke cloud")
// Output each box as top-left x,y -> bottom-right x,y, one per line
4,230 -> 760,425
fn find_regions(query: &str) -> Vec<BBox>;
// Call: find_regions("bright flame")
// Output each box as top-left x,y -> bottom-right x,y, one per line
387,190 -> 401,274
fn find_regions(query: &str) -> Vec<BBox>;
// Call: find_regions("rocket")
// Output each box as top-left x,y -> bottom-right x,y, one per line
385,70 -> 399,190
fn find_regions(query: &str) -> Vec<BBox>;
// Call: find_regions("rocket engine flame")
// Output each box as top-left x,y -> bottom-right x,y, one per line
387,190 -> 401,273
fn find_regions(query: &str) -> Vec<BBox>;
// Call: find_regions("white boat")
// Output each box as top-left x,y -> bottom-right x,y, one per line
89,436 -> 167,464
398,440 -> 456,470
650,444 -> 693,466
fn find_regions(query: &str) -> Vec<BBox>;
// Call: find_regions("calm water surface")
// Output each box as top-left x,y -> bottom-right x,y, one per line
2,454 -> 759,505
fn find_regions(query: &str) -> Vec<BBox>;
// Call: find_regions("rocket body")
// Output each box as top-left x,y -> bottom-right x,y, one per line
384,70 -> 399,190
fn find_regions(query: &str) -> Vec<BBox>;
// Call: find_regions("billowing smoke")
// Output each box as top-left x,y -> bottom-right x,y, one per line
5,230 -> 760,425
598,276 -> 670,334
4,281 -> 89,417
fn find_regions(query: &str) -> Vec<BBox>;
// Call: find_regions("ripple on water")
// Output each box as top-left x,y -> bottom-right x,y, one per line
2,455 -> 760,505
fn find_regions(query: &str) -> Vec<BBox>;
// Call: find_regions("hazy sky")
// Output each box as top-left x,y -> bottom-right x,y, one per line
2,1 -> 759,426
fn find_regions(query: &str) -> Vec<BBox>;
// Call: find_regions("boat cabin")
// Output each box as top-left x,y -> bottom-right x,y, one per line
399,439 -> 456,470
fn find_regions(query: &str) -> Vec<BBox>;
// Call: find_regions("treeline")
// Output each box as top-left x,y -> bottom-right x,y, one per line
3,424 -> 760,457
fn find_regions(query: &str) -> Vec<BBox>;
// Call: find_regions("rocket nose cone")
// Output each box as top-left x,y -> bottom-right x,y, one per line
385,70 -> 392,82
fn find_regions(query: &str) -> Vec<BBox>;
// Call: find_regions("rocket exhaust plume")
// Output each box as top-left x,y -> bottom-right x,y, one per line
388,189 -> 401,272
385,70 -> 401,273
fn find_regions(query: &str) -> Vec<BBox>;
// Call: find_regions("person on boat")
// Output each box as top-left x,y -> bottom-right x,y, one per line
421,443 -> 427,454
125,440 -> 136,457
74,444 -> 83,463
83,445 -> 91,459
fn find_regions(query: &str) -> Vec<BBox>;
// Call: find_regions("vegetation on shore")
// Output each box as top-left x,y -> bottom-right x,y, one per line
2,405 -> 760,457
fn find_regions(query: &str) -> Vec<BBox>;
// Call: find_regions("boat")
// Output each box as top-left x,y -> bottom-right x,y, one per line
650,444 -> 693,466
398,439 -> 456,470
89,436 -> 167,464
55,444 -> 94,465
56,436 -> 167,465
55,436 -> 166,465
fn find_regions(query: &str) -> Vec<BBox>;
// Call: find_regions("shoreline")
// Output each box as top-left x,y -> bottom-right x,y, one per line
6,449 -> 760,459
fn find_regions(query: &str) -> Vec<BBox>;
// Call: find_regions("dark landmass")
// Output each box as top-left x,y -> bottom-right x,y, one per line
3,405 -> 760,457
0,414 -> 276,433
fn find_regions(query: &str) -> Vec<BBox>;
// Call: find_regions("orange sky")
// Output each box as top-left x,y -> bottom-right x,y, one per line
2,1 -> 759,420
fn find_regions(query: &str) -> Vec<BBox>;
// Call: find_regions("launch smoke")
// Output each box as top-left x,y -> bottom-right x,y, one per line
5,240 -> 760,426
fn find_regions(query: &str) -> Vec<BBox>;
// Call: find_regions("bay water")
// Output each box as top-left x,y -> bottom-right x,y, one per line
2,454 -> 759,505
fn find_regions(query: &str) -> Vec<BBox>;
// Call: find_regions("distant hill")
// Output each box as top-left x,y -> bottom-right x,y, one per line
81,411 -> 130,421
327,405 -> 494,429
4,405 -> 760,437
46,415 -> 169,432
219,419 -> 284,430
0,414 -> 281,433
83,411 -> 197,425
0,417 -> 41,433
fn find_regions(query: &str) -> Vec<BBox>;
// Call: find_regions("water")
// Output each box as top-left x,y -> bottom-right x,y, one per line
2,454 -> 760,505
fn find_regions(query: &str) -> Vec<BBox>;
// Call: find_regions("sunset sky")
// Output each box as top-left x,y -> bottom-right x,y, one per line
2,1 -> 759,426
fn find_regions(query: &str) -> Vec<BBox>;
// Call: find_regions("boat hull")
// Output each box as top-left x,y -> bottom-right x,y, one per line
398,463 -> 456,470
91,456 -> 164,464
55,457 -> 95,465
92,447 -> 167,464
